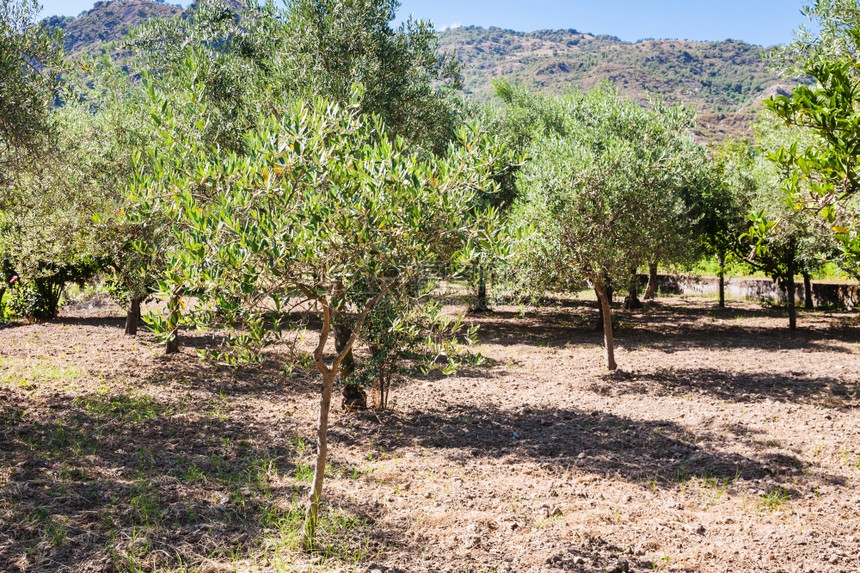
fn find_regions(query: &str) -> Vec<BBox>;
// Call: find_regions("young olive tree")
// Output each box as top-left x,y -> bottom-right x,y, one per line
621,99 -> 701,310
740,117 -> 836,329
506,85 -> 698,370
689,141 -> 755,308
136,97 -> 502,544
123,0 -> 469,357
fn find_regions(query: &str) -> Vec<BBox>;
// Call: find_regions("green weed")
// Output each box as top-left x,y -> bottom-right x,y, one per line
46,519 -> 68,547
759,488 -> 791,511
74,392 -> 166,423
293,462 -> 314,483
129,484 -> 163,526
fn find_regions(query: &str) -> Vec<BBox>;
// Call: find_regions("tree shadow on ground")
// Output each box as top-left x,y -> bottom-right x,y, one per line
337,402 -> 840,493
0,391 -> 304,572
588,368 -> 858,409
471,301 -> 860,354
49,315 -> 127,329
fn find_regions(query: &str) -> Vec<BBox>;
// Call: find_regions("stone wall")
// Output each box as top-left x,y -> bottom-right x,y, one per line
648,275 -> 860,310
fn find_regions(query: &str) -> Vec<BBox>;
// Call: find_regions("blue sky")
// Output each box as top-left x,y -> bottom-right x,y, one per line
41,0 -> 810,47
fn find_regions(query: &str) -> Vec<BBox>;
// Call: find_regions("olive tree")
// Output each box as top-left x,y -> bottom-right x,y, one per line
506,84 -> 698,370
136,97 -> 502,544
740,118 -> 836,329
689,141 -> 755,308
0,0 -> 62,186
0,0 -> 64,316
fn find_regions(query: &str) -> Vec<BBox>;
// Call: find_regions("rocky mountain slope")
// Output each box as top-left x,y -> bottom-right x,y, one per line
438,26 -> 800,140
43,0 -> 182,54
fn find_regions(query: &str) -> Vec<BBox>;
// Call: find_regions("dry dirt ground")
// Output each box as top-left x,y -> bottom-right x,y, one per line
1,294 -> 858,573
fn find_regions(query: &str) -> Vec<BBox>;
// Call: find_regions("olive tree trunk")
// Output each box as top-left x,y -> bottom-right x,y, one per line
165,288 -> 181,354
785,253 -> 797,331
304,367 -> 337,547
301,286 -> 389,549
718,251 -> 726,309
334,322 -> 356,379
623,266 -> 642,310
643,261 -> 658,300
594,279 -> 613,330
593,277 -> 617,371
472,264 -> 489,312
803,272 -> 814,310
477,268 -> 488,311
125,298 -> 141,336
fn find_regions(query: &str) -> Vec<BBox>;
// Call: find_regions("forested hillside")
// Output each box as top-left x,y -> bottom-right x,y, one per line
438,26 -> 800,139
46,1 -> 801,139
42,0 -> 182,54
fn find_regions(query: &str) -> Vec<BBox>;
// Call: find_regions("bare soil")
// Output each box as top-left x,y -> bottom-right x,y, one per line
1,294 -> 858,573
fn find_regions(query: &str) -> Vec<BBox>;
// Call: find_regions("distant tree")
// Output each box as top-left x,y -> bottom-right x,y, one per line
281,0 -> 463,155
690,140 -> 755,308
505,84 -> 698,370
0,0 -> 62,187
125,0 -> 284,153
623,98 -> 701,309
0,0 -> 64,315
740,118 -> 836,330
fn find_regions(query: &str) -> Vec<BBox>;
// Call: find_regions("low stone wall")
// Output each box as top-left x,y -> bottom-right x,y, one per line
647,274 -> 860,310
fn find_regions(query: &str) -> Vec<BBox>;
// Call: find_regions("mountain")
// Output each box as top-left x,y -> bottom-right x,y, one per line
43,0 -> 183,54
437,26 -> 802,140
45,2 -> 801,140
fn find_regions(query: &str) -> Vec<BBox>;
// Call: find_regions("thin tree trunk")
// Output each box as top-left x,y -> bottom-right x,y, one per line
165,288 -> 181,354
643,261 -> 658,300
125,298 -> 141,336
787,254 -> 797,331
803,272 -> 814,310
304,369 -> 336,547
623,266 -> 642,310
476,266 -> 488,311
718,251 -> 726,309
594,279 -> 617,371
333,323 -> 355,379
301,286 -> 388,548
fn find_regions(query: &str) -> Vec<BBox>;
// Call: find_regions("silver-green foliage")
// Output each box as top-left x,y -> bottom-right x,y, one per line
134,94 -> 502,541
502,82 -> 700,368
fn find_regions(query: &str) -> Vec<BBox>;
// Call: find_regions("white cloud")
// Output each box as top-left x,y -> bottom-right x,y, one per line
441,22 -> 462,31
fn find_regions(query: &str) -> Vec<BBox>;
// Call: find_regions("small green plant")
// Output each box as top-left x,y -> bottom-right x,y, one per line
74,392 -> 165,423
293,463 -> 314,483
651,554 -> 671,571
182,464 -> 205,484
674,463 -> 690,483
46,519 -> 68,547
292,436 -> 307,455
759,487 -> 790,511
129,484 -> 162,526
